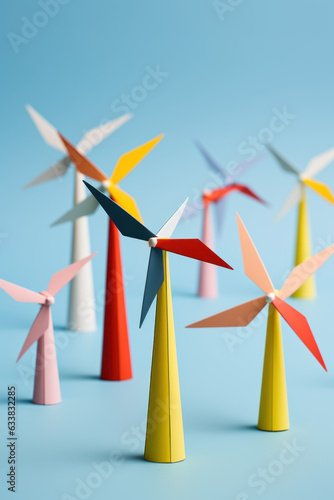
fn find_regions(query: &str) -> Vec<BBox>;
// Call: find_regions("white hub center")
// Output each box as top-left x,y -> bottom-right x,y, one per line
265,292 -> 276,304
148,237 -> 157,248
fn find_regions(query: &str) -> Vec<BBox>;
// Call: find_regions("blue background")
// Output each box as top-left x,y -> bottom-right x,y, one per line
2,0 -> 334,498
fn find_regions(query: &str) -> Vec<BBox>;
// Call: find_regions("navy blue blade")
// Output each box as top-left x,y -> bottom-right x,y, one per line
140,248 -> 164,327
83,181 -> 155,241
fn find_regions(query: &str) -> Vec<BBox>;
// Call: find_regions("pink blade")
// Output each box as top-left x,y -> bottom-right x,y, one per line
272,296 -> 327,371
236,213 -> 275,294
187,295 -> 267,328
17,306 -> 51,361
155,238 -> 233,269
0,279 -> 45,304
280,244 -> 334,300
47,252 -> 97,297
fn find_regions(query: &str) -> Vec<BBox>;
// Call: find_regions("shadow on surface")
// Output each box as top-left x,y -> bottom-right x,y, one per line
62,373 -> 100,381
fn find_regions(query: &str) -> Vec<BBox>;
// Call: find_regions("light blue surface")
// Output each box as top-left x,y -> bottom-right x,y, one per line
2,1 -> 334,498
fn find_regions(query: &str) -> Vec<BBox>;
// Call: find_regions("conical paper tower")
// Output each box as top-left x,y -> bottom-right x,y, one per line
144,251 -> 185,463
258,304 -> 289,431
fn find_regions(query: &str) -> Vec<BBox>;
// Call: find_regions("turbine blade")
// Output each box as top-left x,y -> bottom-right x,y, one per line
279,244 -> 334,300
109,184 -> 143,222
272,296 -> 326,371
47,253 -> 96,296
26,105 -> 67,153
187,295 -> 267,328
304,147 -> 334,178
140,248 -> 164,327
155,238 -> 233,269
274,183 -> 302,223
23,156 -> 71,189
303,178 -> 334,204
17,306 -> 51,361
209,184 -> 266,204
236,213 -> 275,293
195,140 -> 228,180
84,181 -> 155,241
76,114 -> 132,154
110,134 -> 164,185
60,134 -> 108,183
0,279 -> 45,304
157,198 -> 189,238
266,143 -> 300,176
51,192 -> 101,226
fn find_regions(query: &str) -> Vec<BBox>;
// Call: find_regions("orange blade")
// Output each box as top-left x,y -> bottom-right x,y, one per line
272,296 -> 326,371
110,134 -> 164,185
280,244 -> 334,300
59,133 -> 108,183
236,213 -> 275,293
187,296 -> 267,328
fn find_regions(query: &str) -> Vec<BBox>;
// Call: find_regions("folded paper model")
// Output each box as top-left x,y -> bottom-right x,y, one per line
267,143 -> 334,299
84,181 -> 233,463
0,254 -> 96,405
188,214 -> 334,431
25,105 -> 131,331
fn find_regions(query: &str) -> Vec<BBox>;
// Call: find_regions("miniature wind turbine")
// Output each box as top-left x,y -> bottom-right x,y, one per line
84,181 -> 233,462
188,214 -> 333,431
267,143 -> 334,298
0,254 -> 96,405
51,134 -> 164,382
25,105 -> 131,331
184,141 -> 265,298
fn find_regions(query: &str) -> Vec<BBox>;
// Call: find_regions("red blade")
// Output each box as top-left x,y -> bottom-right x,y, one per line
272,296 -> 327,371
207,183 -> 266,205
155,238 -> 233,269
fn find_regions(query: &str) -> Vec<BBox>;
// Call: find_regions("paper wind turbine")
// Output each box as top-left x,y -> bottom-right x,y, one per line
25,105 -> 131,332
188,214 -> 334,431
184,141 -> 266,298
0,254 -> 96,405
52,134 -> 164,382
84,181 -> 233,463
267,143 -> 334,299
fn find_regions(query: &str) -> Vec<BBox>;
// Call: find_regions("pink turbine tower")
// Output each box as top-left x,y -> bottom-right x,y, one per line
185,141 -> 266,298
0,254 -> 95,405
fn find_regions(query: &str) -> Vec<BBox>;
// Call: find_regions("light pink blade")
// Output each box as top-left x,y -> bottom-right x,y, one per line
0,279 -> 45,304
17,306 -> 51,361
236,213 -> 275,294
280,244 -> 334,300
187,295 -> 267,328
46,252 -> 97,297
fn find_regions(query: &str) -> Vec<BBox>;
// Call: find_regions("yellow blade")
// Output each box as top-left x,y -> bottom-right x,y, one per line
110,134 -> 164,185
109,184 -> 143,222
303,178 -> 334,204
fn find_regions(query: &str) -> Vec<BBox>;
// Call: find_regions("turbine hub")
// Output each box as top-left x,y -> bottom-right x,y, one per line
40,291 -> 55,306
148,237 -> 157,248
102,179 -> 111,188
265,292 -> 276,304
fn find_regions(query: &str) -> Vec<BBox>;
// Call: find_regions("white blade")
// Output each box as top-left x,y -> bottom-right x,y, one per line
24,156 -> 71,189
77,114 -> 133,154
51,187 -> 105,226
266,143 -> 300,176
303,147 -> 334,178
157,198 -> 189,238
274,183 -> 302,223
26,105 -> 67,153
